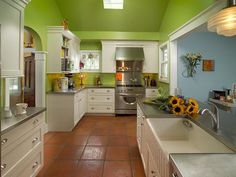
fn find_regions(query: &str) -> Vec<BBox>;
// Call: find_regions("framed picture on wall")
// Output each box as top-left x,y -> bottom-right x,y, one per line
202,59 -> 215,71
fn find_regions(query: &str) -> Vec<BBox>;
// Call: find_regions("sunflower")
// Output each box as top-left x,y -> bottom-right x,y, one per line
188,98 -> 199,109
172,105 -> 185,115
186,105 -> 198,115
169,96 -> 180,106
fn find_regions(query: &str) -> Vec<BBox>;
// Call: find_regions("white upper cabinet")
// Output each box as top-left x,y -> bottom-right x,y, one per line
143,42 -> 158,73
101,41 -> 116,73
101,41 -> 158,74
47,26 -> 80,73
0,0 -> 30,78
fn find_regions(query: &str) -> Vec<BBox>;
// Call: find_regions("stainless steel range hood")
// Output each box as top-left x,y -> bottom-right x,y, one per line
115,47 -> 144,61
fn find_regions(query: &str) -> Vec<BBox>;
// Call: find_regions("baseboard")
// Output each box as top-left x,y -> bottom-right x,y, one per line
84,113 -> 115,117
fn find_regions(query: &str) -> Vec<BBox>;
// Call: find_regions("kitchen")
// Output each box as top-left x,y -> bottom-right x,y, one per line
1,0 -> 236,177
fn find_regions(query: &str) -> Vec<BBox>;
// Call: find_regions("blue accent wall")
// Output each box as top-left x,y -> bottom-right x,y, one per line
177,32 -> 236,102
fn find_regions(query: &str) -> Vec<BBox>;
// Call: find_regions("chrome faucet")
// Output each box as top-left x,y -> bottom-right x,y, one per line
199,102 -> 220,130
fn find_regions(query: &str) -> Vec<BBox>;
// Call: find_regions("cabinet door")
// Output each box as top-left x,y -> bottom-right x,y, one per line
74,94 -> 80,126
143,44 -> 158,73
0,1 -> 24,77
101,42 -> 116,73
148,147 -> 160,177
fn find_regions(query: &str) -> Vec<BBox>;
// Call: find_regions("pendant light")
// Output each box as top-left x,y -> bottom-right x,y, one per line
208,0 -> 236,36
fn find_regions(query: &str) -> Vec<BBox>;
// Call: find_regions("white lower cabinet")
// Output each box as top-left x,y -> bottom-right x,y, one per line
137,105 -> 162,177
87,88 -> 115,113
1,113 -> 44,177
47,90 -> 87,131
145,88 -> 159,98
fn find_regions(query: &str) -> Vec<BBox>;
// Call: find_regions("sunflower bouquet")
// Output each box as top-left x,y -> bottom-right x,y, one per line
160,96 -> 199,116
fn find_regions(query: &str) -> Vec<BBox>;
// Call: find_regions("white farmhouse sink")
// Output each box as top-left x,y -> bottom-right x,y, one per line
147,118 -> 233,156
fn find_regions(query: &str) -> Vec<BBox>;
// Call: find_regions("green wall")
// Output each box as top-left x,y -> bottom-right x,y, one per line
80,41 -> 102,50
24,0 -> 63,50
74,31 -> 161,41
160,0 -> 216,41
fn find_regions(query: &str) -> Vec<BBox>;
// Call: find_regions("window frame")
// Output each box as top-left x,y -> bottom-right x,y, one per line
79,50 -> 101,72
158,41 -> 170,83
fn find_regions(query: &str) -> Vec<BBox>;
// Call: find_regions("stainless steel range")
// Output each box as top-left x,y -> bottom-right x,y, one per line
115,47 -> 145,114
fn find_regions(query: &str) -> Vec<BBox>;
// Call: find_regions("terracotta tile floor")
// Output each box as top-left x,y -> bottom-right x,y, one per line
37,115 -> 146,177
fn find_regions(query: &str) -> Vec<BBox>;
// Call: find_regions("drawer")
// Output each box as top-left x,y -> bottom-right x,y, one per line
1,128 -> 43,176
145,88 -> 158,97
17,149 -> 43,177
88,105 -> 114,113
1,113 -> 44,150
3,143 -> 43,177
88,88 -> 114,95
88,95 -> 114,103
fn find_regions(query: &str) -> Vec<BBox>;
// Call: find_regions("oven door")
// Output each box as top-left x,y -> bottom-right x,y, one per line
115,93 -> 142,110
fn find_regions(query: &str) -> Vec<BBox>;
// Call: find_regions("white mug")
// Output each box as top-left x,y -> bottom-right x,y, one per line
16,103 -> 28,115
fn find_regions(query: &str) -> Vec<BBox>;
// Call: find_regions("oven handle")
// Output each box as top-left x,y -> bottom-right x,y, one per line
117,93 -> 144,97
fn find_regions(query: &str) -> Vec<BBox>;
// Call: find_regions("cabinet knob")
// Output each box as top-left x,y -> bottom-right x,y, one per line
107,107 -> 111,110
91,97 -> 94,100
141,123 -> 144,126
32,137 -> 39,144
172,173 -> 178,177
107,90 -> 110,92
91,90 -> 94,92
32,162 -> 39,169
106,97 -> 110,100
151,170 -> 156,174
1,138 -> 8,145
152,90 -> 155,93
91,107 -> 94,110
33,119 -> 39,124
1,164 -> 7,171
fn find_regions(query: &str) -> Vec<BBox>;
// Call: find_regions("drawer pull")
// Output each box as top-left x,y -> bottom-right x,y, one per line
32,162 -> 39,169
33,119 -> 39,124
141,123 -> 144,126
32,137 -> 39,143
1,138 -> 8,145
91,97 -> 94,100
91,90 -> 94,92
172,173 -> 178,177
152,90 -> 155,93
91,107 -> 94,110
107,107 -> 111,110
142,116 -> 145,120
106,98 -> 110,100
1,164 -> 7,171
107,90 -> 110,92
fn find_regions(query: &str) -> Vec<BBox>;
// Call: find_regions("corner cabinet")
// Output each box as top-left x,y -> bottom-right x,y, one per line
101,41 -> 158,74
47,90 -> 87,131
47,26 -> 80,74
0,0 -> 30,77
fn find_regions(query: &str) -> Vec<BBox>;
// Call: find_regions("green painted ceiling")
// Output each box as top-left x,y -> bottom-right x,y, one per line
55,0 -> 169,32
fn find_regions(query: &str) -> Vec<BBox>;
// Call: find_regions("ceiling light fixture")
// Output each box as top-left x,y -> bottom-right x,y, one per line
103,0 -> 124,9
208,0 -> 236,36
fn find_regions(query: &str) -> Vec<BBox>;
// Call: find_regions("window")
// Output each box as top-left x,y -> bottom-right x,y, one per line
80,50 -> 101,72
159,42 -> 169,83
